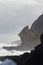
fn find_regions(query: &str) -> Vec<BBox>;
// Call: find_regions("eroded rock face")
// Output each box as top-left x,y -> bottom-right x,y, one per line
18,26 -> 40,50
31,14 -> 43,35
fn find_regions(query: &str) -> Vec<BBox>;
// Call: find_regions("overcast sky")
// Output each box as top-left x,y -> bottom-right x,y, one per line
0,0 -> 43,43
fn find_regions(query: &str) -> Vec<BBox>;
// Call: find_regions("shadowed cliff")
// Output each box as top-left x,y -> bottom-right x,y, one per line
31,14 -> 43,35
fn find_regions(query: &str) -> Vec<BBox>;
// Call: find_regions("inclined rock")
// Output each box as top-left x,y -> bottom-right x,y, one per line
31,14 -> 43,35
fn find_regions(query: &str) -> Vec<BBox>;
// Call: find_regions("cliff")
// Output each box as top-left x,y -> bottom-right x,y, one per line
18,26 -> 40,50
31,14 -> 43,35
17,14 -> 43,50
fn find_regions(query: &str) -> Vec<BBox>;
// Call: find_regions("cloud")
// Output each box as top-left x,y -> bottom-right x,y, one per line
0,0 -> 36,6
33,0 -> 43,5
0,0 -> 42,34
0,0 -> 43,42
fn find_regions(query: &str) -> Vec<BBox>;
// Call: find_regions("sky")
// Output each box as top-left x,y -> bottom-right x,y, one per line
0,0 -> 43,43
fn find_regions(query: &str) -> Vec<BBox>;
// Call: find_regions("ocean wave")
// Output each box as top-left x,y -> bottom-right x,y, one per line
0,48 -> 30,56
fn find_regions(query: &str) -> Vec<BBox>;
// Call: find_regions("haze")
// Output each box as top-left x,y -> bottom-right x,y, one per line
0,0 -> 43,43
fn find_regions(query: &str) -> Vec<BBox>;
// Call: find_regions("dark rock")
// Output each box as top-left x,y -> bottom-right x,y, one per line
0,52 -> 30,65
24,33 -> 43,65
31,14 -> 43,35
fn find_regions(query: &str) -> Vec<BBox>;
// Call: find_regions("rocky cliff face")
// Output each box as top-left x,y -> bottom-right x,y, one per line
18,26 -> 40,50
31,14 -> 43,35
18,14 -> 43,50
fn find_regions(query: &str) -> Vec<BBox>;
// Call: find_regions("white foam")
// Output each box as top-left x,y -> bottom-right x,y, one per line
0,48 -> 30,56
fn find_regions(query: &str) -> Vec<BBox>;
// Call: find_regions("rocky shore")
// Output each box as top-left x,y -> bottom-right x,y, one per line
0,52 -> 30,65
0,41 -> 43,65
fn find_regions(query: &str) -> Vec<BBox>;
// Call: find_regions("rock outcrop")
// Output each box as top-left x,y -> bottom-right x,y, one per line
24,43 -> 43,65
31,14 -> 43,35
0,52 -> 30,65
18,26 -> 40,50
17,14 -> 43,50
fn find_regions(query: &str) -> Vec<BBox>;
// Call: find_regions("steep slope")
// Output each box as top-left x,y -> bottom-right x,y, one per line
31,14 -> 43,35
